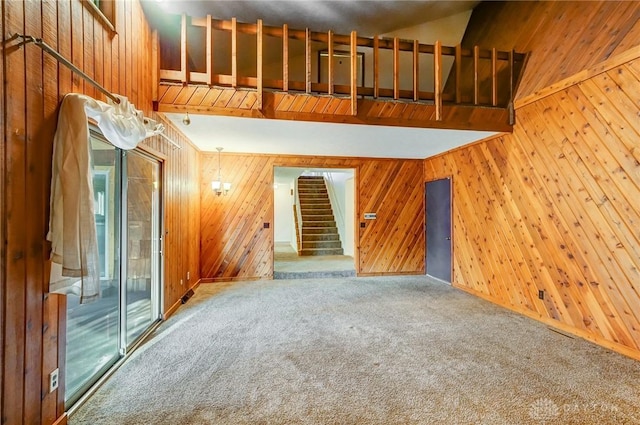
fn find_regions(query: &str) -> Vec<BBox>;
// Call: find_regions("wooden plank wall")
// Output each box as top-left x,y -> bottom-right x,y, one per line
200,154 -> 424,280
1,1 -> 200,424
461,1 -> 640,101
0,2 -> 5,421
358,159 -> 425,275
142,117 -> 201,315
425,1 -> 640,360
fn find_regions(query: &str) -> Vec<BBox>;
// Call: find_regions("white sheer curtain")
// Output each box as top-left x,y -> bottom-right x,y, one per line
47,93 -> 163,303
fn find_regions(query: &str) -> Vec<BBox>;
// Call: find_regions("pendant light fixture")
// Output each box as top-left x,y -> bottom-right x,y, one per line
211,147 -> 231,196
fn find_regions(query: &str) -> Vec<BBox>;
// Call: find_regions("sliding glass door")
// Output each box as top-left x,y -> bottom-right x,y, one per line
124,150 -> 161,345
65,136 -> 122,404
64,132 -> 163,407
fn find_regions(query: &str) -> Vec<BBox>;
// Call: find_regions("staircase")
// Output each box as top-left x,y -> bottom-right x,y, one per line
298,176 -> 344,256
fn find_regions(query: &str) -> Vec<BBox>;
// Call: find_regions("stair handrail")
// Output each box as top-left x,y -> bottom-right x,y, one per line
293,178 -> 303,254
292,204 -> 302,255
323,173 -> 345,248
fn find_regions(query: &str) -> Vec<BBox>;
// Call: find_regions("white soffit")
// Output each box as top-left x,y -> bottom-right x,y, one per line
164,113 -> 497,159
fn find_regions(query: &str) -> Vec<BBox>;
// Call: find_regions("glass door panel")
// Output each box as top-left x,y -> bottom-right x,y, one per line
124,150 -> 161,345
64,135 -> 163,408
64,135 -> 121,405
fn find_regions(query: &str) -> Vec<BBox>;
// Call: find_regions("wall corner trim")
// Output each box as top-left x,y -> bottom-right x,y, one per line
52,413 -> 68,425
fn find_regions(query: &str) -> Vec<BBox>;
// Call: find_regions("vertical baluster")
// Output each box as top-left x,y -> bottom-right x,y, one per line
305,28 -> 311,93
328,30 -> 334,95
231,17 -> 237,88
257,19 -> 263,109
491,47 -> 497,106
473,45 -> 479,105
509,49 -> 514,103
206,15 -> 213,86
509,49 -> 515,125
282,24 -> 289,92
152,29 -> 159,100
350,30 -> 357,115
393,37 -> 399,100
434,40 -> 442,121
373,35 -> 379,99
413,40 -> 419,101
455,44 -> 462,104
181,13 -> 188,83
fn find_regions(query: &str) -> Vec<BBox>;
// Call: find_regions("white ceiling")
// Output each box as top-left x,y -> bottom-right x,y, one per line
164,113 -> 496,159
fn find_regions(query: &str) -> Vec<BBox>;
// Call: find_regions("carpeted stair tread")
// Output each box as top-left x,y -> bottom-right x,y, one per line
303,233 -> 340,241
302,207 -> 333,211
300,248 -> 344,256
302,227 -> 339,234
303,221 -> 337,228
301,215 -> 335,222
298,194 -> 329,199
301,240 -> 343,249
298,198 -> 330,204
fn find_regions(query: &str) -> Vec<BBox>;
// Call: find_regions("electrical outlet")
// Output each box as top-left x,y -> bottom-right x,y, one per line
538,290 -> 545,300
49,368 -> 59,393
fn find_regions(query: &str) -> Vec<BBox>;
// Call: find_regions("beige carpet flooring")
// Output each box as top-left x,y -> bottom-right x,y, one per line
70,276 -> 640,424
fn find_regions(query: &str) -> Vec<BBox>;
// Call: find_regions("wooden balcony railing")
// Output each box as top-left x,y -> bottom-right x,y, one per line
154,14 -> 526,128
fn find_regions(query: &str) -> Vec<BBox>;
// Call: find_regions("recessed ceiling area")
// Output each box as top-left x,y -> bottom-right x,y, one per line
163,113 -> 497,159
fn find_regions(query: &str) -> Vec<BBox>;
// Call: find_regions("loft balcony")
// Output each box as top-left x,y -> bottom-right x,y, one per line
153,15 -> 526,132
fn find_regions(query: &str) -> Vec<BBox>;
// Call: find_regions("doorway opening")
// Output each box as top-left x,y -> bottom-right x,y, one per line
273,167 -> 356,278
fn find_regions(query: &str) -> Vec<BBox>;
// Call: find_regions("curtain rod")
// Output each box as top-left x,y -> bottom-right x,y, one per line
12,33 -> 182,150
15,34 -> 121,104
158,132 -> 181,149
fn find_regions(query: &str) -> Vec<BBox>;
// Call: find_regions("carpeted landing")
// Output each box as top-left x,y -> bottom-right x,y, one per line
70,276 -> 640,424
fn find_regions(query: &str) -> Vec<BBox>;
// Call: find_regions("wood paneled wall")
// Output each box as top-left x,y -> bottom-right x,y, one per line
426,1 -> 640,359
358,159 -> 424,275
462,1 -> 640,100
1,1 -> 200,424
200,154 -> 424,280
142,117 -> 201,315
